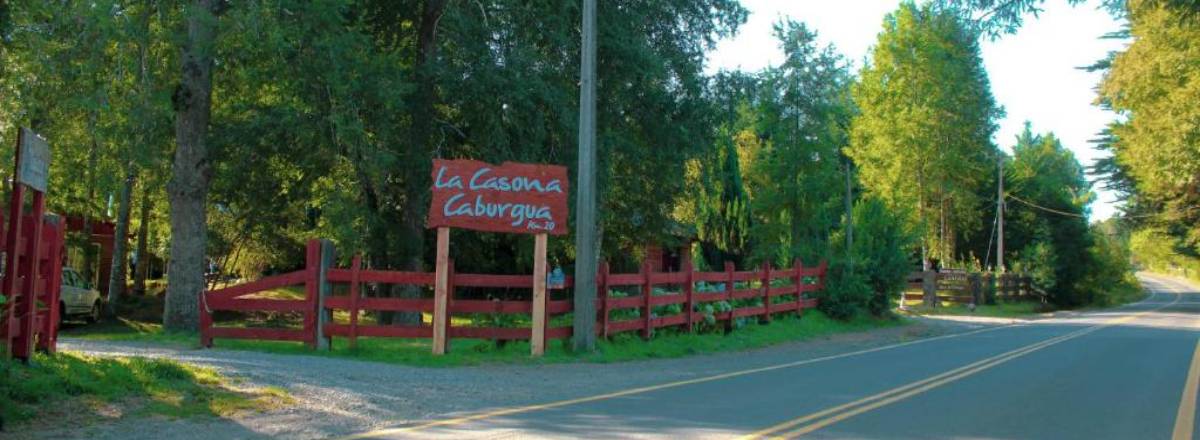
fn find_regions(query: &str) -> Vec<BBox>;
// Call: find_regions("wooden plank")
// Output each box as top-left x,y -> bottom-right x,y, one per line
730,271 -> 758,282
684,261 -> 695,333
304,239 -> 320,348
724,261 -> 735,333
608,319 -> 642,334
546,326 -> 572,339
769,286 -> 799,297
531,233 -> 548,356
325,324 -> 431,338
451,300 -> 533,314
641,261 -> 652,340
207,298 -> 310,312
547,300 -> 572,315
209,327 -> 308,342
205,271 -> 308,302
599,262 -> 610,339
793,259 -> 804,318
605,273 -> 643,286
454,273 -> 533,288
649,271 -> 687,284
607,296 -> 642,309
649,294 -> 686,307
450,326 -> 531,340
694,272 -> 727,283
348,255 -> 362,349
761,262 -> 771,323
324,297 -> 434,312
732,306 -> 766,318
432,227 -> 450,355
328,268 -> 435,285
730,289 -> 760,300
651,314 -> 687,328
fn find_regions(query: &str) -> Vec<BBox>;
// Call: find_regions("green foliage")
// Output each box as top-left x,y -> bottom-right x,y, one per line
817,260 -> 874,320
843,198 -> 918,315
1013,241 -> 1058,291
847,2 -> 1002,264
1131,227 -> 1200,282
1099,0 -> 1200,250
1078,226 -> 1144,306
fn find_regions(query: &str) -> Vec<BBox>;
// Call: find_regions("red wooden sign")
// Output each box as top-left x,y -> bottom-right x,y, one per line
427,159 -> 569,235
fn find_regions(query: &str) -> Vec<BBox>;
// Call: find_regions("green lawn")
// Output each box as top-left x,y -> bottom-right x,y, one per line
62,312 -> 907,368
0,351 -> 291,428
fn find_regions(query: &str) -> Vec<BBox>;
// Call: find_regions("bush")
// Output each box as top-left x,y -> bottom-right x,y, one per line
822,197 -> 915,319
817,259 -> 873,320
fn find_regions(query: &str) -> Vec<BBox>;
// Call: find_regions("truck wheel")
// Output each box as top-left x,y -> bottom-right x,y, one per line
87,301 -> 100,324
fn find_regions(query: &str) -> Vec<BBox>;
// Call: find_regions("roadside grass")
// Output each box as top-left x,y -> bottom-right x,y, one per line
62,311 -> 907,367
0,351 -> 291,429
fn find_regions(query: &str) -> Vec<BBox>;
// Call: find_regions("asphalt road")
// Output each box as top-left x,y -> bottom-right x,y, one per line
346,273 -> 1200,440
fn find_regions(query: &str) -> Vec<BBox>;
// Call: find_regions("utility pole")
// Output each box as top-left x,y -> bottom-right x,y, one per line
997,155 -> 1004,274
844,157 -> 853,253
572,0 -> 598,352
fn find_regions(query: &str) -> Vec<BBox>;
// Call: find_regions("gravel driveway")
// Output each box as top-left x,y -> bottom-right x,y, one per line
11,320 -> 972,439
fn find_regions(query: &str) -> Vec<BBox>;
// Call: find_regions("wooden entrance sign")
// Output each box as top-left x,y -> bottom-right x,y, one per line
427,159 -> 569,356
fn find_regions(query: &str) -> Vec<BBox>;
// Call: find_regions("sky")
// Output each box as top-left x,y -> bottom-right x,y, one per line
705,0 -> 1128,221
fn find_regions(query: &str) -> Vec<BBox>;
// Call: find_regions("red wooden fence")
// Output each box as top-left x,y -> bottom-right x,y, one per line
200,239 -> 826,354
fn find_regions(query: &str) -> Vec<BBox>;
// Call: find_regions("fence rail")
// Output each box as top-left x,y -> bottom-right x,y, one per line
200,239 -> 827,356
903,270 -> 1037,306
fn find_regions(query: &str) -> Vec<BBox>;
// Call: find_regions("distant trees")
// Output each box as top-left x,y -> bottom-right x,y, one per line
847,2 -> 1002,267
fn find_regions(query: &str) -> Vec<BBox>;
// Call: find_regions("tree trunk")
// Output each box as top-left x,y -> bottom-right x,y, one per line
106,165 -> 135,316
164,0 -> 220,332
390,0 -> 448,325
133,183 -> 151,295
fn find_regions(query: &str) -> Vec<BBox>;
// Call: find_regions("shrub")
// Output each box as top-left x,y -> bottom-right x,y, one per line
823,198 -> 915,318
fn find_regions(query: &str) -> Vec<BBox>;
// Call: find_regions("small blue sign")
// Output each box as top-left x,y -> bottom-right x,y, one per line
547,267 -> 566,289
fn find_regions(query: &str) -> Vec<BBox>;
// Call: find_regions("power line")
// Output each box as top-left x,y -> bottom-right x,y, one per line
1006,194 -> 1088,218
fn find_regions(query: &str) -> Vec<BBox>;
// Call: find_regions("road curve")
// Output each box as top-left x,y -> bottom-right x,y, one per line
348,273 -> 1200,440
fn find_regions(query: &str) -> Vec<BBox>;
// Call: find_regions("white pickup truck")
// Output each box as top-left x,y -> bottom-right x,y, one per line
59,267 -> 102,325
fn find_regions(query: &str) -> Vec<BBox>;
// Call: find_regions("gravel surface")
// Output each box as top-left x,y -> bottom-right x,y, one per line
9,320 -> 976,440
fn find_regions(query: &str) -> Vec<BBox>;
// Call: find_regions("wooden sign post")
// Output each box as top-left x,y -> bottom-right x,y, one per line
431,227 -> 451,354
427,159 -> 568,357
531,233 -> 548,356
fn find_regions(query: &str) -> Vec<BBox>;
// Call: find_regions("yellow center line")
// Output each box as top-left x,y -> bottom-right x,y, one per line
1172,340 -> 1200,440
338,324 -> 1014,439
745,290 -> 1181,439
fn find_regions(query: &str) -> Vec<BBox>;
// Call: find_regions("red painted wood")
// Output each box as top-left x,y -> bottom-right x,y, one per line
2,183 -> 25,356
348,255 -> 362,349
649,271 -> 687,284
450,326 -> 532,340
427,159 -> 569,235
649,294 -> 686,307
608,319 -> 643,334
326,324 -> 431,338
768,286 -> 798,297
207,298 -> 310,312
694,291 -> 731,303
328,268 -> 434,285
547,300 -> 572,315
762,262 -> 772,323
730,289 -> 760,301
605,273 -> 643,286
724,261 -> 736,333
546,326 -> 572,339
304,239 -> 319,348
684,261 -> 695,333
650,314 -> 687,329
730,271 -> 759,282
794,259 -> 804,317
641,261 -> 652,340
732,306 -> 766,319
205,271 -> 308,302
453,273 -> 532,288
13,192 -> 45,359
600,262 -> 610,339
694,272 -> 727,283
607,296 -> 642,309
209,327 -> 309,342
451,300 -> 532,314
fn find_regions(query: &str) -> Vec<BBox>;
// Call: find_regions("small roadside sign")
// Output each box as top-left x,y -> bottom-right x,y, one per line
18,128 -> 50,193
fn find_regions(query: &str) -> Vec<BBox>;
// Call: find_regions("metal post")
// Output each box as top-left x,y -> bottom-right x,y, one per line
572,0 -> 598,353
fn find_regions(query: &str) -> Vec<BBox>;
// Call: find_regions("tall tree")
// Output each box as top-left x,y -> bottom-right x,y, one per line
847,2 -> 1001,266
164,0 -> 222,331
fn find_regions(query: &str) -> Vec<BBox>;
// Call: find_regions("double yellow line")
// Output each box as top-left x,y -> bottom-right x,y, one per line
743,292 -> 1181,439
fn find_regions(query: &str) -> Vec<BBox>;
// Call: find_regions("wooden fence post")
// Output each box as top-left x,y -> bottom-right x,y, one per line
724,261 -> 735,333
641,260 -> 652,340
793,259 -> 804,318
531,233 -> 548,357
922,270 -> 938,308
316,239 -> 335,350
304,239 -> 320,349
348,255 -> 362,349
761,262 -> 772,324
599,262 -> 610,339
684,260 -> 695,333
199,291 -> 213,348
983,273 -> 996,305
432,227 -> 450,355
969,273 -> 982,306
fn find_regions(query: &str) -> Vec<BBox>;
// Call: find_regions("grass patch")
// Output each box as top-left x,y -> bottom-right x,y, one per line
63,311 -> 906,368
0,351 -> 291,429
